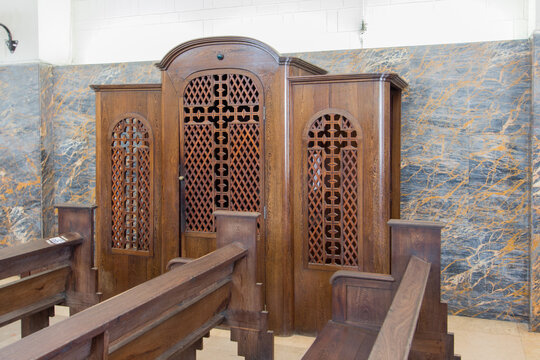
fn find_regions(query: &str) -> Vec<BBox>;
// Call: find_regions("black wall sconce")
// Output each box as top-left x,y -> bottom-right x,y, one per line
0,23 -> 18,53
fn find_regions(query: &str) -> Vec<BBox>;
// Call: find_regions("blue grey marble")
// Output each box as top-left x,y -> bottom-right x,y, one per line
0,64 -> 42,247
530,32 -> 540,332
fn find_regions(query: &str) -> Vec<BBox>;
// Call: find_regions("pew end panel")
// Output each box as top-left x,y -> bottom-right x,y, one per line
389,220 -> 461,360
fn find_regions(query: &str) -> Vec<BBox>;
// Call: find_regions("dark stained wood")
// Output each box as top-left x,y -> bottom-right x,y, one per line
158,37 -> 327,335
166,257 -> 194,270
388,220 -> 460,360
92,36 -> 406,334
216,211 -> 274,360
0,266 -> 70,316
303,256 -> 429,360
21,307 -> 54,338
0,206 -> 98,337
303,220 -> 459,360
0,294 -> 64,328
390,87 -> 402,220
368,256 -> 430,360
56,205 -> 100,313
290,74 -> 404,333
109,286 -> 230,359
303,321 -> 378,359
0,244 -> 242,360
93,86 -> 163,299
288,73 -> 407,89
330,271 -> 394,328
0,211 -> 274,360
155,36 -> 326,75
0,232 -> 81,279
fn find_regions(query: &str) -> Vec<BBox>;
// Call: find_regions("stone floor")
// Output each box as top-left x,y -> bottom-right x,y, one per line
0,307 -> 539,359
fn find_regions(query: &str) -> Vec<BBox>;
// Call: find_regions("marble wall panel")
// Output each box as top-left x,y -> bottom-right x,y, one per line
40,63 -> 55,238
530,32 -> 540,332
0,64 -> 42,247
48,62 -> 160,234
290,40 -> 532,322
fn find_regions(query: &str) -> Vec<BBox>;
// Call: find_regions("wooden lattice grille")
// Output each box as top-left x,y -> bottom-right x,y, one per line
183,73 -> 262,232
111,116 -> 153,253
306,113 -> 359,267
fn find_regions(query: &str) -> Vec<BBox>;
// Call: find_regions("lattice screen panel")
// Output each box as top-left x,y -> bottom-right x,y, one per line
183,73 -> 262,232
110,116 -> 153,254
306,113 -> 360,267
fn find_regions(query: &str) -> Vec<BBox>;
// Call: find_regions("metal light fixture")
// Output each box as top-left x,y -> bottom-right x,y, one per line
0,23 -> 18,53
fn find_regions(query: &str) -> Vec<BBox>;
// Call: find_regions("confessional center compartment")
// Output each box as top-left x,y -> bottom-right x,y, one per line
92,37 -> 407,335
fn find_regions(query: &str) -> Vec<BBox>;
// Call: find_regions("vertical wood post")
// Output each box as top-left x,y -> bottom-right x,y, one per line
56,204 -> 100,314
89,331 -> 109,360
388,220 -> 457,360
215,210 -> 274,360
20,307 -> 54,337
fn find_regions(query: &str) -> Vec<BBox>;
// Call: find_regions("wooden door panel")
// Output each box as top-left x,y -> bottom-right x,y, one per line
179,70 -> 266,286
291,79 -> 389,334
95,87 -> 162,299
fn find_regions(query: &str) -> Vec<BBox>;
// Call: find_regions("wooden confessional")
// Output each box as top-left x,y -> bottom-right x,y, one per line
92,37 -> 407,335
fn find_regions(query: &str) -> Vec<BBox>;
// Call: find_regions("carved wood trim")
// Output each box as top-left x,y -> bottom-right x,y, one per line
303,109 -> 364,270
181,70 -> 265,235
108,112 -> 154,256
155,36 -> 326,75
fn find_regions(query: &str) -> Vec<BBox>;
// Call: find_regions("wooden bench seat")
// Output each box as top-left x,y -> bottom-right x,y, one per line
306,321 -> 379,359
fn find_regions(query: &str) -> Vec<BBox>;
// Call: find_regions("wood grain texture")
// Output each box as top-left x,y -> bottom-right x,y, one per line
302,321 -> 378,360
367,256 -> 430,360
94,87 -> 163,299
0,206 -> 98,337
304,220 -> 459,360
0,243 -> 245,360
91,37 -> 407,335
0,233 -> 81,279
0,266 -> 70,316
158,37 -> 324,335
290,75 -> 403,333
1,211 -> 273,360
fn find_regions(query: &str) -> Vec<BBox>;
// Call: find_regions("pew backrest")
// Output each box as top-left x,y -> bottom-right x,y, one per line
0,211 -> 273,360
0,205 -> 98,336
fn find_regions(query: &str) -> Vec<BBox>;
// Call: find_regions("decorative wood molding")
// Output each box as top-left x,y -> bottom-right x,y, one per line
90,84 -> 161,92
155,36 -> 326,74
289,73 -> 408,89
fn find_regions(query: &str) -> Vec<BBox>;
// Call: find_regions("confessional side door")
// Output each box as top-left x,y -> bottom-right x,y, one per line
95,87 -> 163,299
290,78 -> 392,334
178,69 -> 266,282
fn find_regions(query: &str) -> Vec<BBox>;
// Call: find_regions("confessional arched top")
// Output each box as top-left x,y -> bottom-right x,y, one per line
93,37 -> 406,335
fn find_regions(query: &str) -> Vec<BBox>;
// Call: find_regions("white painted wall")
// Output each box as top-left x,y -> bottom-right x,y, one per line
70,0 -> 530,64
0,0 -> 39,64
38,0 -> 72,65
0,0 -> 533,65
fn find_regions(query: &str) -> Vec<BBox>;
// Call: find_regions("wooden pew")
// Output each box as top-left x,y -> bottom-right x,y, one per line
303,220 -> 460,360
0,211 -> 273,360
0,205 -> 99,337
